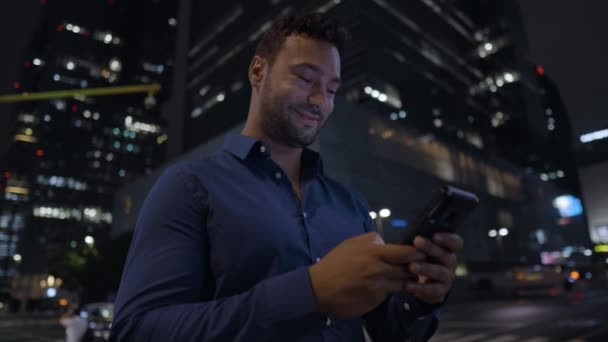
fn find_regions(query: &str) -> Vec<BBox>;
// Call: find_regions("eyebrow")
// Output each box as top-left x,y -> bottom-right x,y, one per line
292,63 -> 341,85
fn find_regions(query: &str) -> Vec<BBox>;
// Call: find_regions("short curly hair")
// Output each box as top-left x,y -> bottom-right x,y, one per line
255,12 -> 350,65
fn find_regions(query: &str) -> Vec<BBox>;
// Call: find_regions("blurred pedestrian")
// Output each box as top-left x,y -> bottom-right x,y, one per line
59,304 -> 87,342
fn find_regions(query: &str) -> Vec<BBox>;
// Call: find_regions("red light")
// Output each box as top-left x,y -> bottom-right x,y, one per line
536,65 -> 545,76
107,0 -> 116,5
24,61 -> 32,68
71,105 -> 78,113
4,171 -> 10,178
41,0 -> 47,5
13,82 -> 21,89
56,24 -> 64,32
36,149 -> 45,157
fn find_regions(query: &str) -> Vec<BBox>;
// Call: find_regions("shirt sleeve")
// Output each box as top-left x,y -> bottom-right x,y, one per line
352,192 -> 441,342
109,165 -> 326,341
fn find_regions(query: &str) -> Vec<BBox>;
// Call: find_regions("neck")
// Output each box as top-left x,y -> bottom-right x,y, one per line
241,119 -> 303,185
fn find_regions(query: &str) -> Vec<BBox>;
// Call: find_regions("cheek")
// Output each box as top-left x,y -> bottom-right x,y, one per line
320,112 -> 332,127
321,102 -> 334,119
272,82 -> 298,104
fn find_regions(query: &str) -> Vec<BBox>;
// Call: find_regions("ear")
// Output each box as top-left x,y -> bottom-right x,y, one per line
249,55 -> 267,89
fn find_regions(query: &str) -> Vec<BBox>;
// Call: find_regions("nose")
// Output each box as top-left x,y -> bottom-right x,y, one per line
307,85 -> 332,113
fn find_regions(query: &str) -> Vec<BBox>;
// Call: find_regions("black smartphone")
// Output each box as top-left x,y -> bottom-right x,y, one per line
400,185 -> 479,245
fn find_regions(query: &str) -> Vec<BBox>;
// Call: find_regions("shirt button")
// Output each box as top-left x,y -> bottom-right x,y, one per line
403,302 -> 411,311
274,172 -> 282,180
259,145 -> 266,153
325,317 -> 332,327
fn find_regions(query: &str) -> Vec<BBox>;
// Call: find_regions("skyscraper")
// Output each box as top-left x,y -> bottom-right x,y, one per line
0,0 -> 176,298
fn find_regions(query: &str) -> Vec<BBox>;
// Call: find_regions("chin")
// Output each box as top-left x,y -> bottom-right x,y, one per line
297,133 -> 318,147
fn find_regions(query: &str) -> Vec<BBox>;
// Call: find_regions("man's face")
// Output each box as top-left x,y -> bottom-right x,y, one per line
258,34 -> 341,148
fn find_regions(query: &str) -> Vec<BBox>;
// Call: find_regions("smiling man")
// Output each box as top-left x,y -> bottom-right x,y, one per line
110,13 -> 463,342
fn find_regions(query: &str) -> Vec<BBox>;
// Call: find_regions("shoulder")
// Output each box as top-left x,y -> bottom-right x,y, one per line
152,154 -> 222,204
162,154 -> 219,179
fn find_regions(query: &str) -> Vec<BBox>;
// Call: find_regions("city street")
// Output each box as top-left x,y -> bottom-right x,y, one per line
430,290 -> 608,342
2,290 -> 608,342
0,314 -> 63,342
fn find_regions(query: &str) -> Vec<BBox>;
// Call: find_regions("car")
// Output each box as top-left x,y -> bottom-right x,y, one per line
81,302 -> 114,341
467,263 -> 568,298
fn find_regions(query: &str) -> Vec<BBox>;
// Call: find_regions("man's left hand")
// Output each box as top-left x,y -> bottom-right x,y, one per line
403,233 -> 464,304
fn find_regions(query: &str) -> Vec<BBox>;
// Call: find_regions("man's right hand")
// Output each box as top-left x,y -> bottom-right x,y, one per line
308,232 -> 425,319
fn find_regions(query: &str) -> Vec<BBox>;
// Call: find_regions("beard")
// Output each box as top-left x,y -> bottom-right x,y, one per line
260,90 -> 322,149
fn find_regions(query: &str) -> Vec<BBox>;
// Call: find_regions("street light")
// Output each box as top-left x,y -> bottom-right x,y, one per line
46,288 -> 57,298
13,254 -> 22,263
379,208 -> 391,218
85,235 -> 95,246
489,228 -> 509,259
372,208 -> 392,235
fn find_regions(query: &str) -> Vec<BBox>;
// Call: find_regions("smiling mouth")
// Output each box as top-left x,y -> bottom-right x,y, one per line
293,108 -> 320,125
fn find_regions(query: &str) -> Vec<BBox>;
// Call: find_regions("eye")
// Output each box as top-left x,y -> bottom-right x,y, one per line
297,74 -> 312,83
327,89 -> 337,95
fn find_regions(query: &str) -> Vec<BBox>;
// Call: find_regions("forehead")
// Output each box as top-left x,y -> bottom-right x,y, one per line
273,34 -> 341,75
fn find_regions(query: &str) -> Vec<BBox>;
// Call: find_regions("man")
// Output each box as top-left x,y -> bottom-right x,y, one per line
110,13 -> 463,341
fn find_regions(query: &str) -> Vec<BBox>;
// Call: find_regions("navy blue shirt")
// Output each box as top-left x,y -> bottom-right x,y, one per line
110,133 -> 440,341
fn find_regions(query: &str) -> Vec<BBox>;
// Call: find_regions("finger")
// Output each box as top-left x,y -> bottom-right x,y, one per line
403,268 -> 419,281
361,231 -> 386,245
432,233 -> 464,252
372,244 -> 426,264
380,279 -> 405,294
405,282 -> 448,304
444,253 -> 458,272
376,262 -> 410,280
413,237 -> 455,268
409,262 -> 452,284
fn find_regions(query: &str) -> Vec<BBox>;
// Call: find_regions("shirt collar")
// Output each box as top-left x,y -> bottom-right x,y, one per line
223,133 -> 260,160
223,133 -> 324,177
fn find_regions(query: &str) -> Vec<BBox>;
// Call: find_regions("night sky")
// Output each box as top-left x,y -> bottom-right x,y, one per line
518,0 -> 608,139
1,1 -> 607,156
